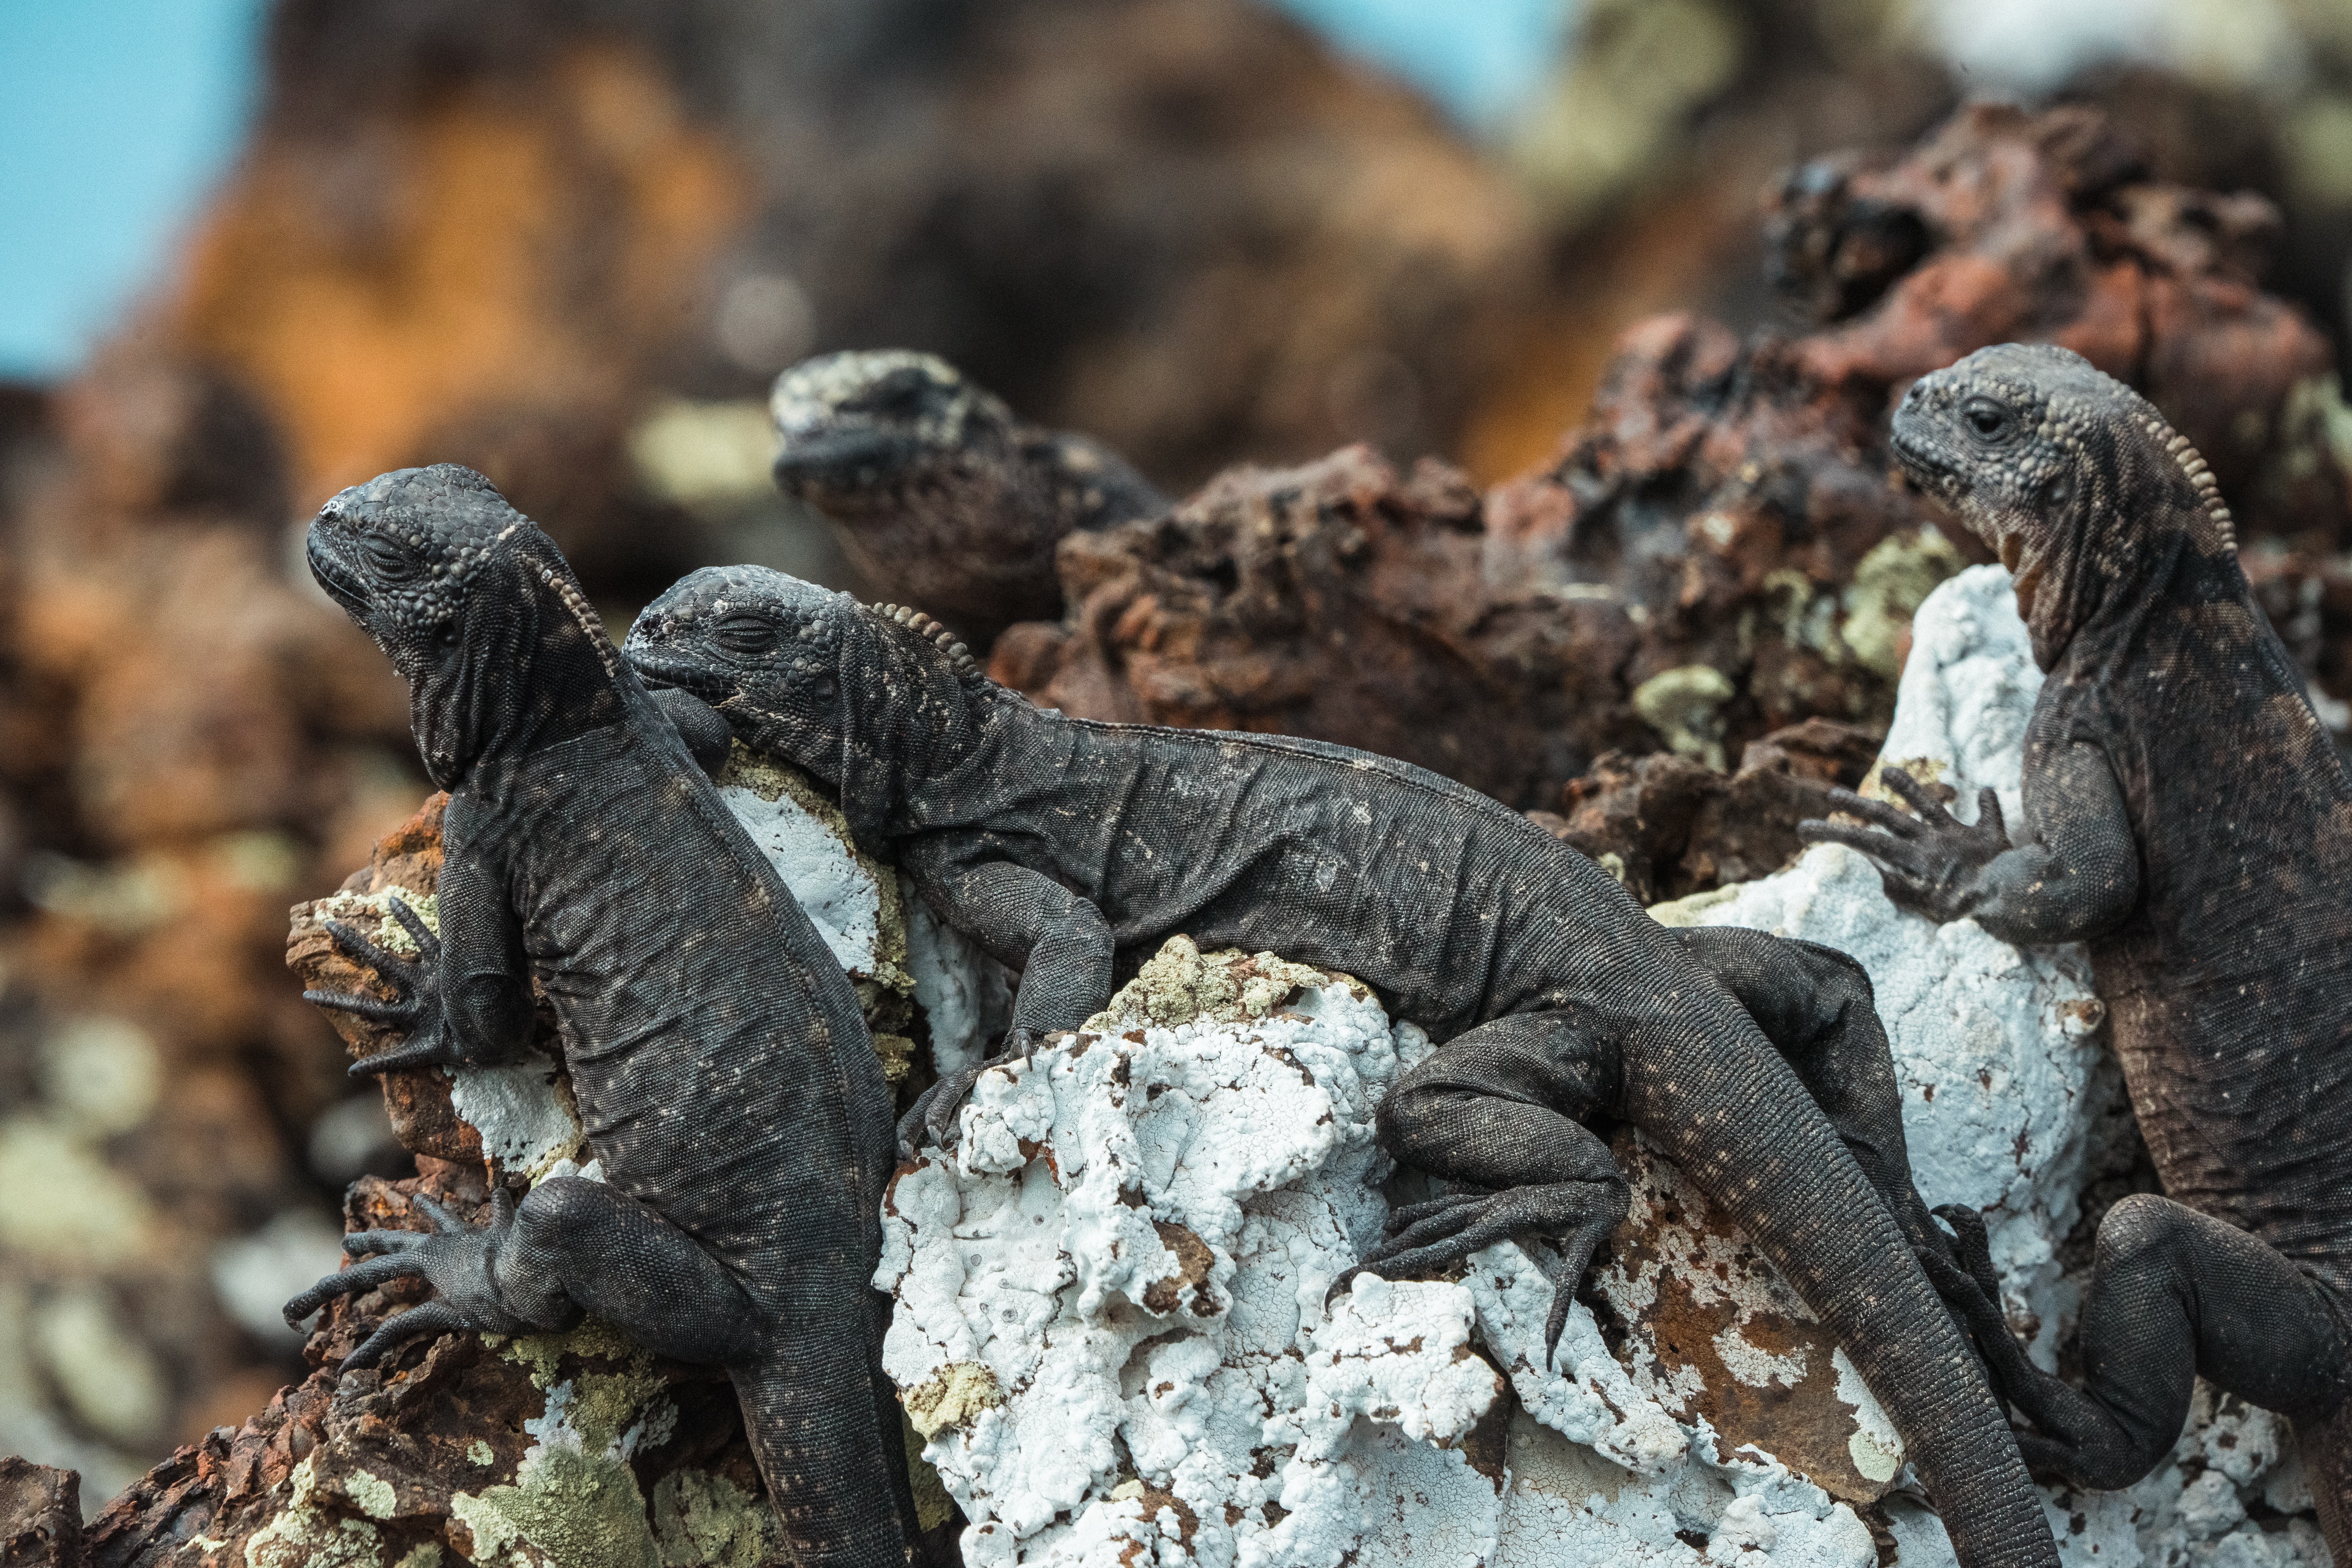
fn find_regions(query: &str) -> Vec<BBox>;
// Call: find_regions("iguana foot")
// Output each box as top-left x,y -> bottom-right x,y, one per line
1330,1181 -> 1624,1368
896,1029 -> 1044,1159
305,900 -> 460,1077
1797,767 -> 2013,922
284,1189 -> 531,1367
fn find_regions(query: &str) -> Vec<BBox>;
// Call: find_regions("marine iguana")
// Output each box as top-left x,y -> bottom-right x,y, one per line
1799,342 -> 2352,1553
625,565 -> 2066,1568
284,466 -> 920,1568
769,350 -> 1167,645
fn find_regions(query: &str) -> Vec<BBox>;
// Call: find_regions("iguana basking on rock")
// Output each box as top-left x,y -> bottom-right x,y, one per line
625,565 -> 2066,1568
285,466 -> 921,1568
1802,343 -> 2352,1554
770,350 -> 1167,646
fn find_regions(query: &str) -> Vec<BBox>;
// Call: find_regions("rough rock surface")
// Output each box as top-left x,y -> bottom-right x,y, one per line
1002,104 -> 2352,814
1534,717 -> 1884,905
1766,103 -> 2349,545
992,447 -> 1634,809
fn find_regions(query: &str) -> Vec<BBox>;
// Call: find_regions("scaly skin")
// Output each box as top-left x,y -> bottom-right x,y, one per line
1800,343 -> 2352,1554
770,350 -> 1167,646
626,567 -> 2064,1568
284,465 -> 919,1568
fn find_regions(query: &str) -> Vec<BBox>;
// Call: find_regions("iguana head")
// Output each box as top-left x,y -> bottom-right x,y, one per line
1890,342 -> 2236,664
309,464 -> 623,786
769,350 -> 1016,514
625,565 -> 994,846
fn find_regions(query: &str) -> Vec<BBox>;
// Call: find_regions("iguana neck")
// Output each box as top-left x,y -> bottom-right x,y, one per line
2025,495 -> 2225,675
829,608 -> 1011,847
420,551 -> 626,788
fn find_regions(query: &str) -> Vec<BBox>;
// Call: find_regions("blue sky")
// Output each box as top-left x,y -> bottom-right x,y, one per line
0,0 -> 267,379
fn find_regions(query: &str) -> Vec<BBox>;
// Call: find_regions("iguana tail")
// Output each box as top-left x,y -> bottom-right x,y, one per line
2298,1396 -> 2352,1564
732,1298 -> 924,1568
1637,1027 -> 2061,1567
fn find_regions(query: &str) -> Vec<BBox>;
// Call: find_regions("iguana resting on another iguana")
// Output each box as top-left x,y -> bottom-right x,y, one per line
770,350 -> 1167,646
1801,343 -> 2352,1555
285,466 -> 920,1568
625,566 -> 2065,1568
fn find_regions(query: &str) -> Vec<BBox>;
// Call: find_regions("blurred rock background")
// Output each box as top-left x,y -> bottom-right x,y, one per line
2,0 -> 2350,1511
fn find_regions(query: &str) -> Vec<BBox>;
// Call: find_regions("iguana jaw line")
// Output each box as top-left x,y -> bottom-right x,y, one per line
624,642 -> 730,703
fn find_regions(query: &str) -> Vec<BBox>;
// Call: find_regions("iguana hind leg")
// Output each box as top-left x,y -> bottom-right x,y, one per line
1366,1009 -> 1630,1363
1952,1192 -> 2350,1496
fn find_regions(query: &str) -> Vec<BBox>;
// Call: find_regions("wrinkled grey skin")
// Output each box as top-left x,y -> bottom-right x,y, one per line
1801,343 -> 2352,1556
627,565 -> 2065,1568
770,350 -> 1166,645
286,466 -> 920,1568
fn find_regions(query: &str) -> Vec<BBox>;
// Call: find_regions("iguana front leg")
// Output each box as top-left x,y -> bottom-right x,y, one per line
305,801 -> 538,1077
897,853 -> 1114,1154
1798,748 -> 2138,943
286,1177 -> 760,1371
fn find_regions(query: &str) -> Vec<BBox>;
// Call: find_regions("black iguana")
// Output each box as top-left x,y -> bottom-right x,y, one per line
769,350 -> 1167,646
1799,342 -> 2352,1555
624,564 -> 2066,1568
285,466 -> 921,1568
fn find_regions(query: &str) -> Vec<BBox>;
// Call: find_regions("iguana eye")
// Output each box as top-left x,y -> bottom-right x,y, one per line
1960,397 -> 2014,443
711,613 -> 779,655
361,533 -> 418,580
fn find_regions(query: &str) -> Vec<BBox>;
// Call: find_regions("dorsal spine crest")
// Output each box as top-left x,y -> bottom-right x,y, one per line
542,565 -> 619,677
2141,415 -> 2236,554
864,599 -> 990,686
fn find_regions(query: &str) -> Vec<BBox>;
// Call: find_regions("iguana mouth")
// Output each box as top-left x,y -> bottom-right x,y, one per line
623,644 -> 727,700
305,534 -> 372,617
771,426 -> 918,492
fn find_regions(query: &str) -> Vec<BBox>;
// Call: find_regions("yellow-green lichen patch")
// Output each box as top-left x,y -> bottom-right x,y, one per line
1840,528 -> 1961,678
903,1360 -> 1004,1439
243,1457 -> 388,1568
448,1323 -> 690,1568
392,1545 -> 443,1568
468,1440 -> 496,1467
1082,936 -> 1361,1033
651,1467 -> 781,1568
309,888 -> 443,957
452,1444 -> 659,1568
345,1470 -> 398,1521
492,1319 -> 642,1393
1631,665 -> 1735,771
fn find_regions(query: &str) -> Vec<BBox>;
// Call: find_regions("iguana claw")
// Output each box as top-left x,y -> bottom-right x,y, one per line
1797,766 -> 2014,921
306,900 -> 458,1076
896,1029 -> 1044,1159
1328,1181 -> 1622,1370
284,1185 -> 529,1368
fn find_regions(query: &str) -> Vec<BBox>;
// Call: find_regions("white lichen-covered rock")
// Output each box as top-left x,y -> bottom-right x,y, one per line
878,937 -> 1513,1568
